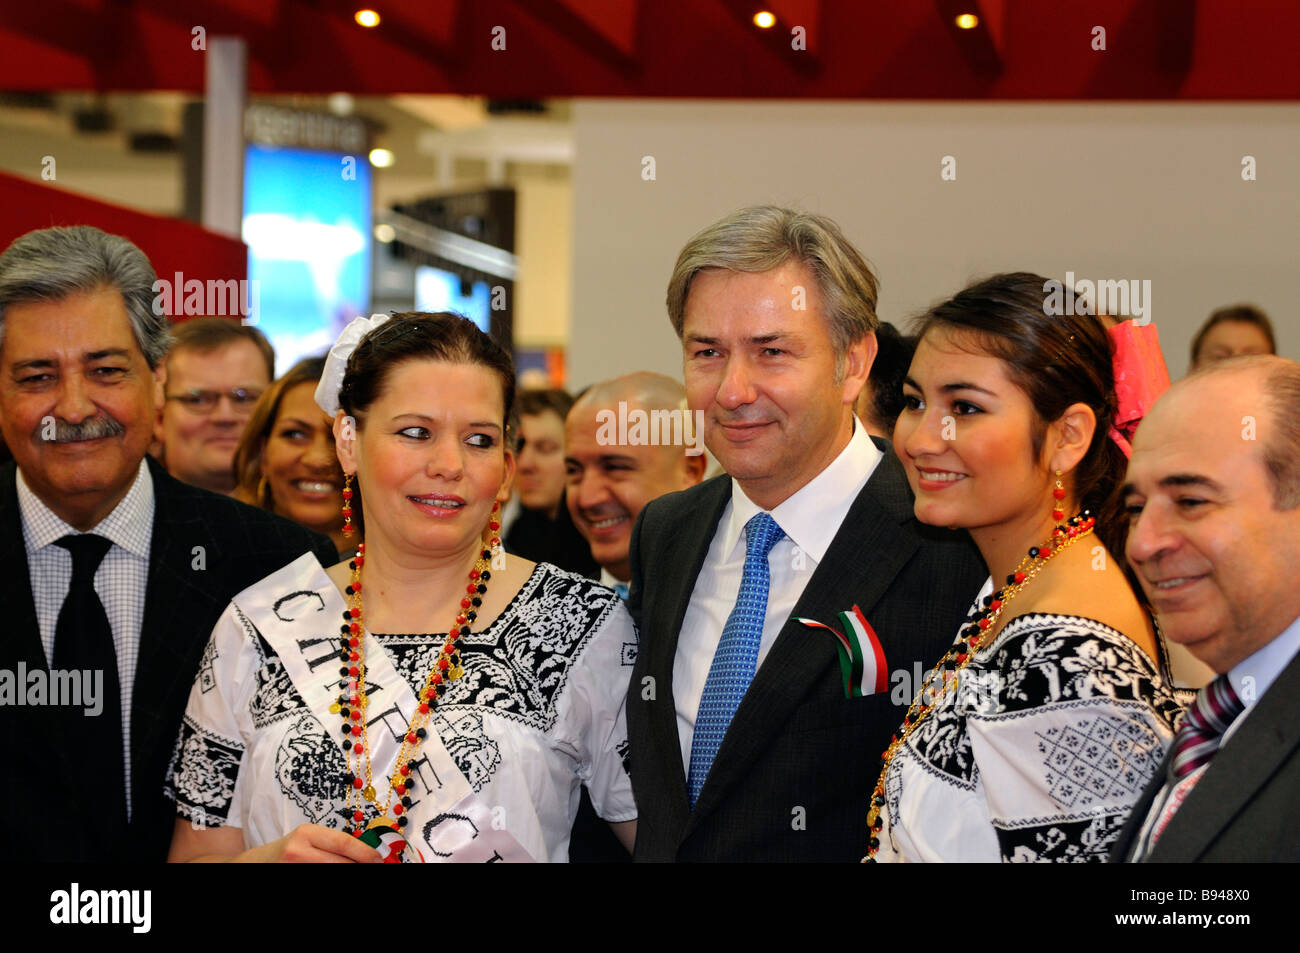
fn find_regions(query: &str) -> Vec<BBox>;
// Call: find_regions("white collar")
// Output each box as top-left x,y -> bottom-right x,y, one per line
599,567 -> 628,589
722,416 -> 881,564
17,459 -> 154,558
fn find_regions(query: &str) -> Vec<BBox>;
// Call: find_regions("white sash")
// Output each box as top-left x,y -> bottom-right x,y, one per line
242,553 -> 535,862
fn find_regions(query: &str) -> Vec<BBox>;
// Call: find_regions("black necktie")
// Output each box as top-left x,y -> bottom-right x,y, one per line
52,533 -> 127,834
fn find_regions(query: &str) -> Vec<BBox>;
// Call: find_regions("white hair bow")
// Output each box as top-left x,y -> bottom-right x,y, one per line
315,313 -> 392,418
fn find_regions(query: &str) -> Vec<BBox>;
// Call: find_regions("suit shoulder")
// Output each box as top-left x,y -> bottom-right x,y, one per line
641,474 -> 728,525
153,469 -> 336,562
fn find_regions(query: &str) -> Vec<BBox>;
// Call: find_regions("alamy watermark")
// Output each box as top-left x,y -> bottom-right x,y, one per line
1043,271 -> 1151,325
594,401 -> 705,456
0,663 -> 104,715
152,272 -> 260,324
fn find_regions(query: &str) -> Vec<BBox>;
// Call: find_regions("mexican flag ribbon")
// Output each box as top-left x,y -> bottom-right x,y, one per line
360,822 -> 419,863
796,605 -> 888,698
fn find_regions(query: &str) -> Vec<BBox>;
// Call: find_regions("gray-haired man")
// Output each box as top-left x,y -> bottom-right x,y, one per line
625,206 -> 985,861
0,225 -> 335,861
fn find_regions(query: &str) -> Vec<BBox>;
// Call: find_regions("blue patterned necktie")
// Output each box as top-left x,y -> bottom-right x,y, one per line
687,512 -> 785,808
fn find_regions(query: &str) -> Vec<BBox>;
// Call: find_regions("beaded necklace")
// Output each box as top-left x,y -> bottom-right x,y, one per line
336,512 -> 502,854
863,511 -> 1097,862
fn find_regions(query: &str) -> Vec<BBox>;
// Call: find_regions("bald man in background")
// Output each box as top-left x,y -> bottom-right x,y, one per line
565,372 -> 708,597
562,372 -> 706,862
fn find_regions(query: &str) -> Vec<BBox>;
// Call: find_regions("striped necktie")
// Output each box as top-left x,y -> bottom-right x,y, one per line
1169,674 -> 1244,781
687,512 -> 784,808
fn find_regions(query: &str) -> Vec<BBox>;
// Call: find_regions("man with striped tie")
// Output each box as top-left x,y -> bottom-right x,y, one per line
1113,354 -> 1300,862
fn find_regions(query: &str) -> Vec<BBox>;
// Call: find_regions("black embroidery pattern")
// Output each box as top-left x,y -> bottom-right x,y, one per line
909,614 -> 1182,787
197,637 -> 218,695
431,708 -> 501,792
996,812 -> 1129,863
1037,712 -> 1164,810
250,635 -> 307,728
275,712 -> 347,826
166,715 -> 242,824
382,568 -> 619,731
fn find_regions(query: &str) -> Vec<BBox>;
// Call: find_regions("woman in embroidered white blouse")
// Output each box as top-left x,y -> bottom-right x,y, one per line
872,273 -> 1187,863
166,313 -> 637,863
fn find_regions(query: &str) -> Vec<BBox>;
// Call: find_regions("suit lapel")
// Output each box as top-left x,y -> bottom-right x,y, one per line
686,450 -> 921,829
1152,649 -> 1300,861
647,477 -> 732,818
0,464 -> 44,672
130,461 -> 219,809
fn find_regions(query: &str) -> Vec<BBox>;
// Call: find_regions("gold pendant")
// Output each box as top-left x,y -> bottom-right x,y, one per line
362,784 -> 377,802
329,702 -> 342,714
366,816 -> 398,831
449,662 -> 465,681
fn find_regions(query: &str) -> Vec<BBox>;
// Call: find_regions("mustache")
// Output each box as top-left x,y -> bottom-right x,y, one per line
47,415 -> 126,443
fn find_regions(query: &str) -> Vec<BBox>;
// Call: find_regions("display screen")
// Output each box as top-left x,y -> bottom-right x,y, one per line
414,265 -> 492,333
242,144 -> 372,374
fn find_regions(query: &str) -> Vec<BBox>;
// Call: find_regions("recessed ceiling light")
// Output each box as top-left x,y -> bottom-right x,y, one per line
373,223 -> 396,243
955,13 -> 979,29
369,148 -> 395,168
355,9 -> 380,28
753,11 -> 776,29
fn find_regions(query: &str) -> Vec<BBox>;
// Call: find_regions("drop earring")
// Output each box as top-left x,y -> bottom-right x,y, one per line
341,473 -> 356,537
1051,470 -> 1066,524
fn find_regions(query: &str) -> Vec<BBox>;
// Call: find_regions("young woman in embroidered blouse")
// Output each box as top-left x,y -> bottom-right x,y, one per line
872,273 -> 1186,863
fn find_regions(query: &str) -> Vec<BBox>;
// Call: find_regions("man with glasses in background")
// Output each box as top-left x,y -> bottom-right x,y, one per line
155,318 -> 274,495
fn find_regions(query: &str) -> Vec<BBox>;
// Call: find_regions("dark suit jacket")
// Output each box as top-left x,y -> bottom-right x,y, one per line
0,457 -> 337,862
625,439 -> 987,862
1111,645 -> 1300,862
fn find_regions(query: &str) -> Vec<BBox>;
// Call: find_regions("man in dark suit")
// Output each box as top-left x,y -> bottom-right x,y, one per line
0,225 -> 336,862
625,206 -> 985,862
1112,355 -> 1300,862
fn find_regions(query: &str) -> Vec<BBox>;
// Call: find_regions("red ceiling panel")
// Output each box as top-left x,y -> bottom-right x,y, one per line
0,0 -> 1295,98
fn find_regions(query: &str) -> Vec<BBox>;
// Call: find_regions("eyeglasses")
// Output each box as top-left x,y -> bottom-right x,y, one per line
165,387 -> 264,414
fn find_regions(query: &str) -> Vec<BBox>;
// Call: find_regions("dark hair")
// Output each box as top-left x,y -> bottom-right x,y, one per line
232,356 -> 361,531
516,388 -> 574,421
1190,304 -> 1276,367
338,312 -> 515,434
169,317 -> 275,381
913,272 -> 1130,563
862,322 -> 917,438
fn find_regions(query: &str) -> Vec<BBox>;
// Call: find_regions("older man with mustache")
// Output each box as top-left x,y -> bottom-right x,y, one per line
0,225 -> 336,862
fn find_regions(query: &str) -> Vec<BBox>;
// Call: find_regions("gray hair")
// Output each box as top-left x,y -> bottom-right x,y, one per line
1186,354 -> 1300,510
665,206 -> 880,372
0,225 -> 170,368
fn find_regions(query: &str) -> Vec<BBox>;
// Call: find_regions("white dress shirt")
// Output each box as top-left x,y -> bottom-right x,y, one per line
1133,611 -> 1300,857
674,419 -> 882,773
600,568 -> 630,600
18,460 -> 155,817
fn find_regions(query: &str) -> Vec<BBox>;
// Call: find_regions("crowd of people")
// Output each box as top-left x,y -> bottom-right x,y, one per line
0,211 -> 1294,864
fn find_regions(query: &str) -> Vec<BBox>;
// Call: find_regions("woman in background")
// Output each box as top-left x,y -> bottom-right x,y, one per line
233,356 -> 356,557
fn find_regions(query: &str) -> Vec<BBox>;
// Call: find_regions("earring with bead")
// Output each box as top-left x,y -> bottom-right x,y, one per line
1051,470 -> 1066,524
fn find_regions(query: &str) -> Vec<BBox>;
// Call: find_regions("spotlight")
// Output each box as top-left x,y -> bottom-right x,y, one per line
368,148 -> 395,168
955,13 -> 979,29
355,9 -> 380,28
753,11 -> 776,29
